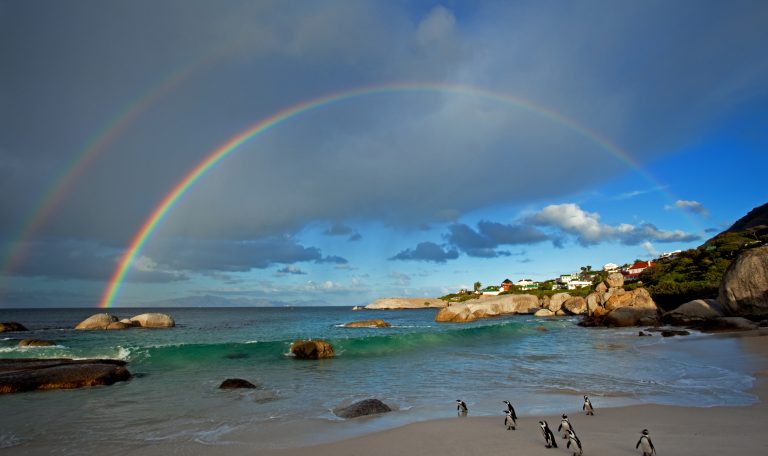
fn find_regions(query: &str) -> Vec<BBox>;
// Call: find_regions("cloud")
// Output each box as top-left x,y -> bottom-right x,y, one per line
444,221 -> 548,257
324,223 -> 354,236
276,265 -> 306,275
315,255 -> 349,265
390,242 -> 459,263
611,186 -> 669,201
665,200 -> 710,217
529,203 -> 700,246
388,271 -> 411,286
641,241 -> 659,257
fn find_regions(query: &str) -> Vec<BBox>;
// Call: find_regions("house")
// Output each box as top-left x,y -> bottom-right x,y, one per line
622,260 -> 655,281
500,279 -> 514,292
516,279 -> 539,290
566,280 -> 592,290
603,263 -> 619,272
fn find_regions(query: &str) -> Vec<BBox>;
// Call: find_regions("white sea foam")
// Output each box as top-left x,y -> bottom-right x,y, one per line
0,432 -> 24,449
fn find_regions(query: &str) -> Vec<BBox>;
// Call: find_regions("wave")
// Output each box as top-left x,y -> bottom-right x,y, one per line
112,319 -> 528,365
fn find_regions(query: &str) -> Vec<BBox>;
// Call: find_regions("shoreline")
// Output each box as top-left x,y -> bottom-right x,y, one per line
112,330 -> 768,456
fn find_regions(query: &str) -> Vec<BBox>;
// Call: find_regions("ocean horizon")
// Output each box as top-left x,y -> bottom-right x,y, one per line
0,306 -> 760,452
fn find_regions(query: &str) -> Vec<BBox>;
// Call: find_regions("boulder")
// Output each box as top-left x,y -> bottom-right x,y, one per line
435,294 -> 540,323
106,322 -> 131,330
129,313 -> 175,328
18,339 -> 55,347
605,272 -> 625,289
334,399 -> 392,419
534,308 -> 556,317
219,378 -> 257,389
663,299 -> 726,325
548,293 -> 570,312
0,359 -> 131,394
595,282 -> 608,294
604,307 -> 659,327
555,310 -> 568,316
585,293 -> 601,316
563,297 -> 587,315
719,245 -> 768,317
661,330 -> 690,337
0,322 -> 28,333
343,319 -> 391,328
698,317 -> 759,332
290,340 -> 335,359
75,313 -> 118,330
638,331 -> 651,336
539,295 -> 550,309
119,318 -> 139,327
604,288 -> 656,312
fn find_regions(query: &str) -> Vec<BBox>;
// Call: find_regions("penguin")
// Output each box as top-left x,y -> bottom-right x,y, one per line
636,429 -> 656,456
583,395 -> 595,415
456,399 -> 468,415
558,413 -> 574,439
566,430 -> 583,456
503,410 -> 516,430
539,420 -> 558,448
503,400 -> 517,424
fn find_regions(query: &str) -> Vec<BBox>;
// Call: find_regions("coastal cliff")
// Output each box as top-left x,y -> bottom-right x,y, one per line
366,298 -> 447,309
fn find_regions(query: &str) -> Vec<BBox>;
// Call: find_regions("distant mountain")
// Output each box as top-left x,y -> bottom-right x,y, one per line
727,202 -> 768,232
140,294 -> 331,307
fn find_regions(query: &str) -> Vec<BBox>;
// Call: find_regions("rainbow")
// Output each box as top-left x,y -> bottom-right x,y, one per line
99,82 -> 663,308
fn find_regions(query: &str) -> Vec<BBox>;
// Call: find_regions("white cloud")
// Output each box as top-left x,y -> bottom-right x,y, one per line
665,200 -> 709,217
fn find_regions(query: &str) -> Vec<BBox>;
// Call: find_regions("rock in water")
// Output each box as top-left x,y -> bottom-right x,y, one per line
662,299 -> 725,325
129,313 -> 175,328
435,294 -> 540,322
75,313 -> 118,330
661,330 -> 690,337
534,308 -> 556,317
290,340 -> 335,359
719,245 -> 768,318
563,297 -> 587,315
343,319 -> 391,328
334,399 -> 392,419
0,359 -> 131,394
0,322 -> 28,332
18,339 -> 55,347
219,378 -> 257,389
548,293 -> 570,312
698,317 -> 759,332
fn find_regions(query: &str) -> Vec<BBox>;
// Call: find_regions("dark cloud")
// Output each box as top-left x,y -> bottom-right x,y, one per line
665,200 -> 710,217
390,242 -> 459,263
315,255 -> 348,265
704,227 -> 721,234
323,223 -> 355,236
348,233 -> 363,242
444,222 -> 548,257
276,265 -> 306,275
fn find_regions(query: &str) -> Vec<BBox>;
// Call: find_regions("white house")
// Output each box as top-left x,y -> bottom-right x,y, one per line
603,263 -> 619,272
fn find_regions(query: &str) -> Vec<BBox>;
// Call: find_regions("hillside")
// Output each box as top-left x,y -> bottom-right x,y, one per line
639,202 -> 768,310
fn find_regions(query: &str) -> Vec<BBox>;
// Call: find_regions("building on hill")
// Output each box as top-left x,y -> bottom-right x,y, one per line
500,279 -> 514,292
658,250 -> 682,260
623,260 -> 655,281
515,279 -> 539,290
603,262 -> 619,272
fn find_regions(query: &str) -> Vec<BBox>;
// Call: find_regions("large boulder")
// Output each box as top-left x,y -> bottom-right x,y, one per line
604,288 -> 656,312
0,322 -> 28,332
534,308 -> 556,317
605,272 -> 625,289
539,295 -> 550,309
75,313 -> 118,330
698,317 -> 759,332
604,307 -> 659,327
563,297 -> 587,315
129,313 -> 175,328
662,299 -> 726,325
290,340 -> 335,359
585,293 -> 602,316
435,294 -> 540,323
548,293 -> 571,312
582,288 -> 659,327
343,319 -> 391,328
719,245 -> 768,317
334,399 -> 392,419
18,339 -> 55,347
595,282 -> 608,294
0,359 -> 131,394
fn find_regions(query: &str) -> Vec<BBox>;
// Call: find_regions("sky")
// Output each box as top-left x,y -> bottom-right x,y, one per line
1,0 -> 767,308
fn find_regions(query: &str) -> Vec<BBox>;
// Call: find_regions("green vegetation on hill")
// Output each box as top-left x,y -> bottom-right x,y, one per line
640,226 -> 768,310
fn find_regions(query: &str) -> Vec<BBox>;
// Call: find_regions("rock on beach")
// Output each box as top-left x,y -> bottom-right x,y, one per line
0,358 -> 131,394
334,399 -> 392,419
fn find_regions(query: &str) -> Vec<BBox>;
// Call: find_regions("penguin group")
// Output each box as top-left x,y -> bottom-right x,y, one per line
452,396 -> 656,455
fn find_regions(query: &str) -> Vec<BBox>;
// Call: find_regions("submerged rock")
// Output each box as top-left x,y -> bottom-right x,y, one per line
290,339 -> 335,359
343,319 -> 391,328
219,378 -> 257,389
18,339 -> 55,347
661,330 -> 690,337
0,358 -> 131,394
0,322 -> 28,333
698,317 -> 759,332
334,398 -> 392,419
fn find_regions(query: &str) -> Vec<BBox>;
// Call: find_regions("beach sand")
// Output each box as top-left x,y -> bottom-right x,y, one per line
121,331 -> 768,456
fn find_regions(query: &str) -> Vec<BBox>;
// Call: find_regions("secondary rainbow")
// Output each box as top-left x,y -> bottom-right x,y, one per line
99,82 -> 662,308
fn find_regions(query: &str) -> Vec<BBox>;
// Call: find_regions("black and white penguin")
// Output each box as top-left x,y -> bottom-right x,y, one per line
539,420 -> 558,448
503,400 -> 517,422
583,395 -> 595,415
503,410 -> 516,430
636,429 -> 656,456
558,413 -> 574,439
567,430 -> 583,456
456,399 -> 468,414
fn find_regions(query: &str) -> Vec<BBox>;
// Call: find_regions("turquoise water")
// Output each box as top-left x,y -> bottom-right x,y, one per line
0,307 -> 759,452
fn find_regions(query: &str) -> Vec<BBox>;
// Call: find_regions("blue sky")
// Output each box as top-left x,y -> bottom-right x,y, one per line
1,1 -> 766,307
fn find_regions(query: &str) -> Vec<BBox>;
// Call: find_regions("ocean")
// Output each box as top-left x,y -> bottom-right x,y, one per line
0,306 -> 760,454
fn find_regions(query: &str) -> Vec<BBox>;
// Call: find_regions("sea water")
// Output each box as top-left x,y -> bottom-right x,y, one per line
0,307 -> 759,453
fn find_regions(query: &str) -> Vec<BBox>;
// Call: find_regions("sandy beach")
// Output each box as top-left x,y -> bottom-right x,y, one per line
114,331 -> 768,456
